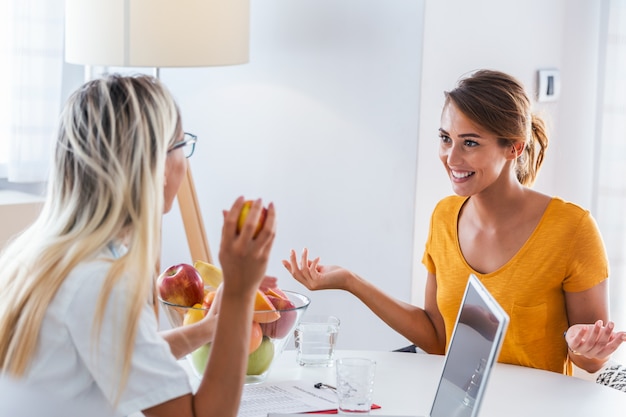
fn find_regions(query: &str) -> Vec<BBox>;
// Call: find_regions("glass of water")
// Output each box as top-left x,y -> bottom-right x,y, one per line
294,315 -> 340,366
335,357 -> 376,414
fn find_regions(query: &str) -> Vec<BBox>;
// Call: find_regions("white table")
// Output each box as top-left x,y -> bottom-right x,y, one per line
257,349 -> 626,416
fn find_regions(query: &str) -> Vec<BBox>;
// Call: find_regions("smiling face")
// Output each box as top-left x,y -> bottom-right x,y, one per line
439,103 -> 519,197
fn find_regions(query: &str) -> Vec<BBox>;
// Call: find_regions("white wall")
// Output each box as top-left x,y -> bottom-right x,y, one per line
159,0 -> 425,351
156,0 -> 605,351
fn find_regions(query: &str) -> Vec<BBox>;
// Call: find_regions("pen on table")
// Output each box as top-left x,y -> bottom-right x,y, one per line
314,382 -> 336,392
316,382 -> 382,411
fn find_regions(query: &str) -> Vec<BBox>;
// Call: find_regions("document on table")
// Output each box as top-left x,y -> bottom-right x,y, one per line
237,380 -> 338,417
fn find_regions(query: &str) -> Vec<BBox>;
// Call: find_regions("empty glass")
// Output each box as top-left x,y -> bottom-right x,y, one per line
335,357 -> 376,414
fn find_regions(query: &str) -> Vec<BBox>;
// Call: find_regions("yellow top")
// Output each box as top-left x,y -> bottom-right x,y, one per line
422,196 -> 608,375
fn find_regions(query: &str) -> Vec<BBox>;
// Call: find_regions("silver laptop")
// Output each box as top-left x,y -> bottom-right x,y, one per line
422,273 -> 509,417
268,274 -> 509,417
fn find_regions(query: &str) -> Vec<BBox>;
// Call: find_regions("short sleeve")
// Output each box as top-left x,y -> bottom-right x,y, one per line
562,211 -> 609,292
421,196 -> 466,275
422,212 -> 436,274
66,273 -> 193,415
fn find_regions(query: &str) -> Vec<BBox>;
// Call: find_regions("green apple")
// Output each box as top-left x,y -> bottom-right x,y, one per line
190,343 -> 212,375
246,337 -> 274,375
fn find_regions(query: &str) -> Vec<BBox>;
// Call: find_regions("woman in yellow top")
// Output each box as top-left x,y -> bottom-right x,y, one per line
283,69 -> 626,375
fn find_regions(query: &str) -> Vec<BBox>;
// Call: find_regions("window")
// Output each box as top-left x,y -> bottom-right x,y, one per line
0,2 -> 13,176
594,0 -> 626,361
0,0 -> 64,183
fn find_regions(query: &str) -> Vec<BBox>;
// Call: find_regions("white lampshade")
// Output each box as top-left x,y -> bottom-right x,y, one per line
65,0 -> 249,67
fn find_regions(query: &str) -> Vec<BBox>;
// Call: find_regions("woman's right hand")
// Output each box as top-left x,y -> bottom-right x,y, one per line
282,247 -> 353,291
218,197 -> 276,298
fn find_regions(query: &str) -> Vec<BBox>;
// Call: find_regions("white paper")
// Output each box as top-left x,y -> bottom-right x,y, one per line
237,380 -> 338,417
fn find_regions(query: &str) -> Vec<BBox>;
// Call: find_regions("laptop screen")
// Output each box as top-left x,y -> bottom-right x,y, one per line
429,274 -> 509,417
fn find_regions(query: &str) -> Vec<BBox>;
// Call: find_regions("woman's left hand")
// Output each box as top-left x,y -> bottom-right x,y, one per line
565,320 -> 626,360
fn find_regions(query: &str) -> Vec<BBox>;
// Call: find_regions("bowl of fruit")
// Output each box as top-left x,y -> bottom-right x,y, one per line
158,260 -> 311,384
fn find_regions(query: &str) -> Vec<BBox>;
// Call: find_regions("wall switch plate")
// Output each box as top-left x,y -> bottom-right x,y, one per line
537,69 -> 560,102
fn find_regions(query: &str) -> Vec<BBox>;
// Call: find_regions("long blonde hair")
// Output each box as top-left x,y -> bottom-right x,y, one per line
0,74 -> 180,395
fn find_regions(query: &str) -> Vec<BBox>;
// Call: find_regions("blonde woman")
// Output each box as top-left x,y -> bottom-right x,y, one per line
0,74 -> 276,417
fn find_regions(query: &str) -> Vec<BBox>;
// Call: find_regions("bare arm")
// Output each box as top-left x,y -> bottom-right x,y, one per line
143,198 -> 276,417
159,316 -> 216,360
564,280 -> 626,373
282,248 -> 447,354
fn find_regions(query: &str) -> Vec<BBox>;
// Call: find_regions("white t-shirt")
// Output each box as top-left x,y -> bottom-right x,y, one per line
20,244 -> 193,416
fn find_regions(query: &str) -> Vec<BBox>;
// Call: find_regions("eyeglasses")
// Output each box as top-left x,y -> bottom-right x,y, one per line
167,132 -> 197,158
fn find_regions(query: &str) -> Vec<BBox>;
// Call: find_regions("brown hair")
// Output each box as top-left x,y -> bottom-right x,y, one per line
444,69 -> 548,186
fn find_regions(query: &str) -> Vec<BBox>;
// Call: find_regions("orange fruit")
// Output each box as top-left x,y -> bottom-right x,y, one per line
249,321 -> 263,354
253,291 -> 281,323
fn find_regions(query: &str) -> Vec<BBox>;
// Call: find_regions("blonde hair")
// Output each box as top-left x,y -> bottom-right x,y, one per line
0,74 -> 180,398
444,69 -> 549,186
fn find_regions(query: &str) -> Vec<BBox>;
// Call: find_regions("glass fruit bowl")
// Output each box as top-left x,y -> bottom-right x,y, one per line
159,289 -> 310,384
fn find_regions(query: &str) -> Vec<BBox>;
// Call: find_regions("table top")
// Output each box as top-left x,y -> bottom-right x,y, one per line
261,349 -> 626,416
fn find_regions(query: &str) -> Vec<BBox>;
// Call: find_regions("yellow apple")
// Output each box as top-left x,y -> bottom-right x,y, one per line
237,200 -> 267,238
182,304 -> 205,326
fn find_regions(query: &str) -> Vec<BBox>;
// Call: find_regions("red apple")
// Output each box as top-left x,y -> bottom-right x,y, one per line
157,263 -> 204,307
260,295 -> 297,339
237,200 -> 268,238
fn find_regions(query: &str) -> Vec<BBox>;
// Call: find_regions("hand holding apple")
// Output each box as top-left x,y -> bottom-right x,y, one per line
236,199 -> 268,238
217,197 -> 275,312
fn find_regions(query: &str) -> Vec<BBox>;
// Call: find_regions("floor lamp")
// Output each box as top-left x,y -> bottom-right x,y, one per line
64,0 -> 250,265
